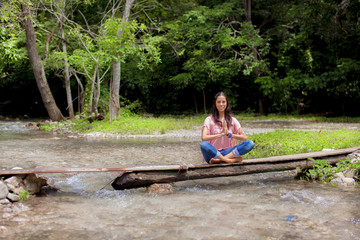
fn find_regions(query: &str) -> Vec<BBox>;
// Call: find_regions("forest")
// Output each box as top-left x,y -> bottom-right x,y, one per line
1,0 -> 359,120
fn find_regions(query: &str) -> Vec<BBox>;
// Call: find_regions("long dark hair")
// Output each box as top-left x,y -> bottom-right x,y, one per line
212,92 -> 232,127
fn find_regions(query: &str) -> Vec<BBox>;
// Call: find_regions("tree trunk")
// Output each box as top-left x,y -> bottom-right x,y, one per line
258,97 -> 265,115
243,0 -> 252,22
72,70 -> 85,113
110,61 -> 121,118
192,91 -> 198,113
243,0 -> 265,114
21,3 -> 64,121
202,89 -> 207,114
87,69 -> 96,115
109,0 -> 135,119
60,19 -> 74,119
94,65 -> 101,116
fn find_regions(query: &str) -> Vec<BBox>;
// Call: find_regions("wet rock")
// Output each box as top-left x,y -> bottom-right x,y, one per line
0,198 -> 10,205
330,176 -> 355,186
343,178 -> 355,186
7,193 -> 20,202
343,169 -> 356,178
330,177 -> 343,186
4,176 -> 26,195
146,183 -> 173,194
4,173 -> 53,196
0,226 -> 7,234
26,122 -> 40,130
334,172 -> 345,179
23,174 -> 48,194
2,213 -> 12,219
0,181 -> 9,199
5,175 -> 24,186
348,151 -> 360,162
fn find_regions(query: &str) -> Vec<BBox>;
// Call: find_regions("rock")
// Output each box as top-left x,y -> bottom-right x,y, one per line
23,174 -> 48,194
343,169 -> 356,178
334,172 -> 345,179
343,178 -> 355,186
322,148 -> 334,151
348,151 -> 360,162
351,158 -> 360,164
7,193 -> 20,202
146,183 -> 173,194
0,198 -> 10,205
7,183 -> 25,195
4,176 -> 24,187
2,213 -> 12,219
0,181 -> 9,199
330,177 -> 343,186
0,226 -> 7,234
4,176 -> 26,195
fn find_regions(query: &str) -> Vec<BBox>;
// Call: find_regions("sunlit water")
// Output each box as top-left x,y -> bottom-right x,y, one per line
1,121 -> 360,240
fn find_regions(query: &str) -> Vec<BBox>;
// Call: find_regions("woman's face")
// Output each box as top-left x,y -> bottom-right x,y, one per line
215,96 -> 227,113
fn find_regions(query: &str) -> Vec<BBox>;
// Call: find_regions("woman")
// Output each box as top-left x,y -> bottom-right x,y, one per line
200,92 -> 254,164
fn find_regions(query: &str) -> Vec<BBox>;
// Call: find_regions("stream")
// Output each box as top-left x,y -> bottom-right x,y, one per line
1,120 -> 360,240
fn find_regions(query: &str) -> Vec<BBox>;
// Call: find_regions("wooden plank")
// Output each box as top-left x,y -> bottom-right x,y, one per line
0,164 -> 191,175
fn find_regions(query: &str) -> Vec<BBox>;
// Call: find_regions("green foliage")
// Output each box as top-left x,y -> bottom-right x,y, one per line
0,3 -> 28,83
99,19 -> 141,61
298,157 -> 360,184
120,98 -> 144,114
1,0 -> 360,116
255,0 -> 360,114
335,158 -> 360,181
246,129 -> 360,159
18,190 -> 30,201
163,1 -> 269,103
307,158 -> 335,183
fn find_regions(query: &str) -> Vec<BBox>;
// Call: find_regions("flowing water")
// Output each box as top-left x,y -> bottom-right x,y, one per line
1,121 -> 360,240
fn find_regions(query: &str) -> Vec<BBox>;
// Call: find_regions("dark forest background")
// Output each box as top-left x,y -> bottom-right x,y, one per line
1,0 -> 359,118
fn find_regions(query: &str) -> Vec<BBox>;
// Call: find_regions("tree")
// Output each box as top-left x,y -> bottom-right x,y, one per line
57,0 -> 75,119
255,0 -> 360,114
109,0 -> 135,120
163,1 -> 268,112
21,2 -> 64,121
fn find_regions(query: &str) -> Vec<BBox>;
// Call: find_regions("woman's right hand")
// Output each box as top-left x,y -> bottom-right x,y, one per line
222,121 -> 228,136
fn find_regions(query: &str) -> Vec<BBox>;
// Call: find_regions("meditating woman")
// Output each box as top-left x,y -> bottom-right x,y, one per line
200,92 -> 254,164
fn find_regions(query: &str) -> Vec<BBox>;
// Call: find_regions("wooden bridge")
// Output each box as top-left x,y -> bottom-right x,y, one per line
1,147 -> 359,190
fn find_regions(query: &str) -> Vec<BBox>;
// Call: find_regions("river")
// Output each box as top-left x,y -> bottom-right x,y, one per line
1,120 -> 360,240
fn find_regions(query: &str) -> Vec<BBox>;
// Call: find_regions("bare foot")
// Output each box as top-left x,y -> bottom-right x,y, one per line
233,156 -> 243,163
210,156 -> 243,164
209,158 -> 222,164
221,156 -> 243,164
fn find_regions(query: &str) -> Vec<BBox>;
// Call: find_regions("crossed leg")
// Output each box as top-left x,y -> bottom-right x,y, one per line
209,152 -> 243,164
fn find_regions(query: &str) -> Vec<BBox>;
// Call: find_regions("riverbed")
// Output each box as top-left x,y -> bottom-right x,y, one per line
1,120 -> 360,240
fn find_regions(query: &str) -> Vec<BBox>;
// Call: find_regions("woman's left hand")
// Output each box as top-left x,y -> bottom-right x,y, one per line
222,121 -> 229,136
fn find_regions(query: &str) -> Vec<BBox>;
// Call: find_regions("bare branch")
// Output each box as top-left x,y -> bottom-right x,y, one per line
44,28 -> 55,62
99,65 -> 111,82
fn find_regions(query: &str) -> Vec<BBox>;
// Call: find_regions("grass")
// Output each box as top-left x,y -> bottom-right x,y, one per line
245,129 -> 360,159
41,111 -> 360,158
41,110 -> 205,135
234,113 -> 360,123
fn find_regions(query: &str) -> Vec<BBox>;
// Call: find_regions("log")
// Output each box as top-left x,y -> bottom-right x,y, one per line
111,147 -> 360,190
